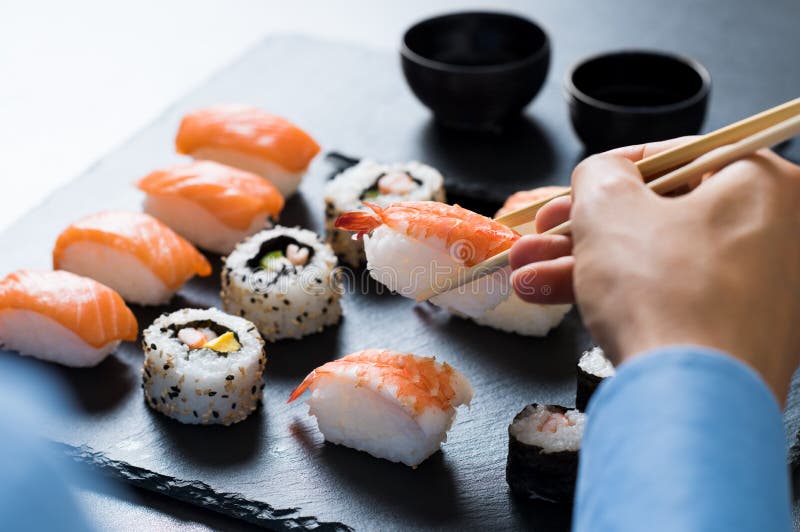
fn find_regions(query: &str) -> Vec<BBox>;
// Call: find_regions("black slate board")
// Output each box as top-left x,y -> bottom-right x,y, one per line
3,10 -> 800,528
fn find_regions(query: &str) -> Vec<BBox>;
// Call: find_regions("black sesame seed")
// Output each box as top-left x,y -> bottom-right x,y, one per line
222,394 -> 229,398
163,364 -> 170,370
315,278 -> 322,284
193,410 -> 198,417
239,310 -> 245,317
160,397 -> 166,404
260,383 -> 266,390
226,375 -> 234,381
272,306 -> 279,311
232,403 -> 237,409
145,368 -> 151,378
208,391 -> 217,396
327,297 -> 333,304
213,411 -> 219,418
322,308 -> 327,314
170,386 -> 180,393
251,386 -> 257,394
150,399 -> 157,407
283,299 -> 290,305
250,298 -> 256,304
303,311 -> 308,317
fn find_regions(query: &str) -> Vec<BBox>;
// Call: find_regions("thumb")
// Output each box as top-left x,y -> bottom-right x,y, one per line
571,154 -> 652,234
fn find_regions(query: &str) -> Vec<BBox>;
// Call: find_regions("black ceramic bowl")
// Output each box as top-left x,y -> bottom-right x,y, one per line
401,12 -> 550,131
566,50 -> 711,151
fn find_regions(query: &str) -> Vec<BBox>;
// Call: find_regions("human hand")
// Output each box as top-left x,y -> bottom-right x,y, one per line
510,140 -> 800,403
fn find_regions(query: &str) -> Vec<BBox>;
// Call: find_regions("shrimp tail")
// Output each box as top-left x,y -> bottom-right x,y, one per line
287,372 -> 315,403
334,205 -> 382,239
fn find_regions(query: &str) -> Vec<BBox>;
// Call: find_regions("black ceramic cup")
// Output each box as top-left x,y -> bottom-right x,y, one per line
401,12 -> 550,131
566,50 -> 711,151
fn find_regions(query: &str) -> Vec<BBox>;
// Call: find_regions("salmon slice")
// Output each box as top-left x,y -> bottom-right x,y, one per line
0,270 -> 138,348
137,160 -> 285,230
175,104 -> 320,173
335,201 -> 520,266
288,348 -> 472,414
495,185 -> 570,218
53,211 -> 211,291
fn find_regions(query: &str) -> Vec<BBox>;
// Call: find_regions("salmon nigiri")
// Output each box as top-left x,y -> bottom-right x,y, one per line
53,211 -> 211,306
0,270 -> 138,367
175,104 -> 320,197
289,349 -> 472,467
495,185 -> 570,218
136,161 -> 285,254
335,201 -> 520,317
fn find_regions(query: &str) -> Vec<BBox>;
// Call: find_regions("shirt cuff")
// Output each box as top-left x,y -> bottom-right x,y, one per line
574,345 -> 792,532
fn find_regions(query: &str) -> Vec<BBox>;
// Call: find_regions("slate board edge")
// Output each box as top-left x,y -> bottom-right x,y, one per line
54,441 -> 354,531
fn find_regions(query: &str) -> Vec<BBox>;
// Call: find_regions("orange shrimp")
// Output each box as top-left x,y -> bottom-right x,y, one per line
288,348 -> 471,415
335,201 -> 520,266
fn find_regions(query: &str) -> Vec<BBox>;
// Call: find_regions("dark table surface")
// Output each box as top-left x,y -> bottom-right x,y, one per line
4,0 -> 800,530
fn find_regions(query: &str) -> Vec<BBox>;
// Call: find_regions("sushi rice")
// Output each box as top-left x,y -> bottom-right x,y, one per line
142,308 -> 266,425
469,293 -> 571,336
221,226 -> 342,342
576,346 -> 615,410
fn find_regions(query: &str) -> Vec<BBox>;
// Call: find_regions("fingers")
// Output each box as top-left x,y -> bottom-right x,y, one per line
511,256 -> 575,304
510,234 -> 573,270
608,136 -> 698,163
535,196 -> 572,233
690,151 -> 787,202
571,154 -> 653,234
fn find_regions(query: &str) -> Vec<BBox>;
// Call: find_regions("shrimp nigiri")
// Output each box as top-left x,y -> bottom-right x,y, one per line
175,104 -> 320,197
136,160 -> 285,254
469,186 -> 573,336
289,349 -> 472,467
53,211 -> 211,306
0,270 -> 138,367
335,201 -> 520,316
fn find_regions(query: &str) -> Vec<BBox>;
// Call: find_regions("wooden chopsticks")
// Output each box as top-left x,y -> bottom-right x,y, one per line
417,98 -> 800,301
493,98 -> 800,229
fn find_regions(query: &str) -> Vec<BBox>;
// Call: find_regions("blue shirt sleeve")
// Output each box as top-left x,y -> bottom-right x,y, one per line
573,346 -> 792,532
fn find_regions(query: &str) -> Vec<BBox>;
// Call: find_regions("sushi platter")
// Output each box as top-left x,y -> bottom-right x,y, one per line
3,32 -> 800,532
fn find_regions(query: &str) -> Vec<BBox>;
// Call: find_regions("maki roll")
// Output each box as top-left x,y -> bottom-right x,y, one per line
221,226 -> 342,342
289,349 -> 473,467
324,160 -> 445,267
507,403 -> 585,503
142,308 -> 266,425
576,347 -> 615,411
